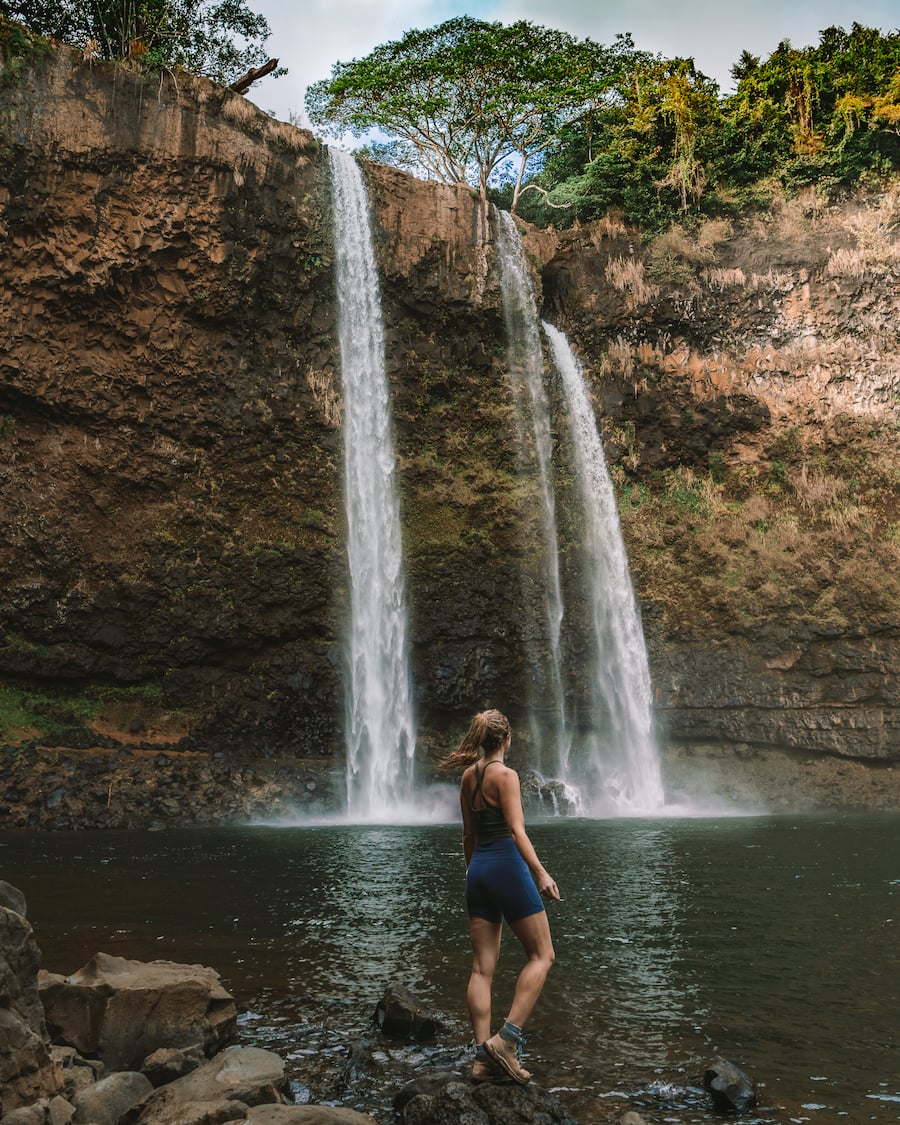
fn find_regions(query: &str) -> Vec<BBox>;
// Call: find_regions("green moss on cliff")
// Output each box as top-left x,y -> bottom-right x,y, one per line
0,19 -> 51,89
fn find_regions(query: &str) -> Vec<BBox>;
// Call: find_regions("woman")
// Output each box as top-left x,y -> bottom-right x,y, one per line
440,709 -> 560,1084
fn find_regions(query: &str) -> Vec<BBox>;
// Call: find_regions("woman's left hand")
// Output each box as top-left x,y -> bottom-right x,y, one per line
537,871 -> 561,901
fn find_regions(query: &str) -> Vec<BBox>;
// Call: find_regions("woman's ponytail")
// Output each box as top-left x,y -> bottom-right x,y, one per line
438,709 -> 510,772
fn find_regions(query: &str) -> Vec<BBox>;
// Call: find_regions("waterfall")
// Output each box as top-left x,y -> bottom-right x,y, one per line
543,322 -> 666,814
328,148 -> 416,819
494,210 -> 571,779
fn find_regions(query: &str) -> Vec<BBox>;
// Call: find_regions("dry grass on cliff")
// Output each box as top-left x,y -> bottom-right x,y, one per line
605,256 -> 659,309
617,432 -> 900,632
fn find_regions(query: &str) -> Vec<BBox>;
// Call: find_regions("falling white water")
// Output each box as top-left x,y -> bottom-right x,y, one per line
494,211 -> 571,778
543,322 -> 666,814
329,148 -> 416,820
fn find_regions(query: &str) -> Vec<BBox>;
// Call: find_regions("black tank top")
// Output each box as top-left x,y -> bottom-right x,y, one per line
471,760 -> 512,843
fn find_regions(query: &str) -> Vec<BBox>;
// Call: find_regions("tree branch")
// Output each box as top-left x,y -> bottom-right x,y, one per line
229,57 -> 278,95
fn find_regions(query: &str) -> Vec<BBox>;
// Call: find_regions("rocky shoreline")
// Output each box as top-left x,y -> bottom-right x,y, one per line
1,881 -> 758,1125
1,738 -> 899,832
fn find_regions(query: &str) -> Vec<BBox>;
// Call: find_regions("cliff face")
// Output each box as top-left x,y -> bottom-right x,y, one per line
0,34 -> 897,777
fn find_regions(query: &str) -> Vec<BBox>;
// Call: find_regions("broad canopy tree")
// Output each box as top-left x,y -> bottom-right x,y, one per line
1,0 -> 278,85
305,16 -> 636,211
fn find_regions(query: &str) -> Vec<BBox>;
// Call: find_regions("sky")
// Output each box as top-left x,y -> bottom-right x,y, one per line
246,0 -> 900,125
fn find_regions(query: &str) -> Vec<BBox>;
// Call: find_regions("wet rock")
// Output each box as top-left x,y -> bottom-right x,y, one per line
130,1046 -> 286,1125
703,1057 -> 757,1114
374,984 -> 440,1041
39,954 -> 236,1071
72,1071 -> 153,1125
342,1039 -> 371,1086
246,1107 -> 378,1123
395,1074 -> 580,1124
0,894 -> 63,1115
0,882 -> 27,917
520,772 -> 577,815
393,1072 -> 455,1113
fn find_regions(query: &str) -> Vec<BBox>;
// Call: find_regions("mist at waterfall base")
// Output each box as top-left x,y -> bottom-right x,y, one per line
8,815 -> 900,1125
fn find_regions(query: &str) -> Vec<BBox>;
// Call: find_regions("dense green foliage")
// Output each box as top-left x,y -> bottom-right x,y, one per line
507,22 -> 900,229
307,16 -> 900,228
305,16 -> 634,208
0,0 -> 277,84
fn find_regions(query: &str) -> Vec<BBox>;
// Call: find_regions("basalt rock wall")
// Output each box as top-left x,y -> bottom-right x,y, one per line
0,32 -> 897,777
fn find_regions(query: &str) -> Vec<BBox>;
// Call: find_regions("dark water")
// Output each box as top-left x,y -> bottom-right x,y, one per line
3,814 -> 899,1123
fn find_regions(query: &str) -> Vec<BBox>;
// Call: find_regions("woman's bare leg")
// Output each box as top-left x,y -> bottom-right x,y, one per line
506,909 -> 555,1029
467,917 -> 502,1043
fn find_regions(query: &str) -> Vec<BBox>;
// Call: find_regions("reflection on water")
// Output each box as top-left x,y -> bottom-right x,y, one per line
3,815 -> 899,1124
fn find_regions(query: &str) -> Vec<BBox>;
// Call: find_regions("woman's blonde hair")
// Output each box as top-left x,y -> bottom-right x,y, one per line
438,709 -> 510,772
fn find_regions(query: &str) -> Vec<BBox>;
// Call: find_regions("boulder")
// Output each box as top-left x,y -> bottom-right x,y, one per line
703,1057 -> 757,1114
52,1046 -> 104,1101
1,1095 -> 75,1125
39,953 -> 236,1070
0,1103 -> 48,1125
0,897 -> 63,1114
141,1045 -> 204,1087
342,1040 -> 371,1086
0,882 -> 28,917
130,1046 -> 286,1125
395,1073 -> 580,1124
246,1107 -> 378,1123
374,984 -> 439,1041
72,1071 -> 153,1125
48,1096 -> 76,1125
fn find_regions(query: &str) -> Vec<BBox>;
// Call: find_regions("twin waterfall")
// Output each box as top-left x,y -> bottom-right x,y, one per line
329,150 -> 416,819
543,325 -> 666,813
329,151 -> 665,819
495,212 -> 571,782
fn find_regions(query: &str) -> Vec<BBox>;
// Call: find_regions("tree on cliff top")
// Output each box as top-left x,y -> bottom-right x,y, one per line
304,16 -> 635,212
1,0 -> 279,85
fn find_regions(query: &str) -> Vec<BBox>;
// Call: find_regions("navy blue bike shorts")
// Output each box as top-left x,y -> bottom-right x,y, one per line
466,837 -> 545,924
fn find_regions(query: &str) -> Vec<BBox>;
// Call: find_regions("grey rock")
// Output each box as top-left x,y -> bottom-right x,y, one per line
48,1096 -> 76,1125
0,883 -> 27,918
39,954 -> 236,1071
140,1045 -> 204,1087
246,1107 -> 378,1123
703,1057 -> 757,1114
1,1102 -> 49,1125
51,1048 -> 102,1103
73,1072 -> 153,1125
0,907 -> 63,1114
396,1075 -> 580,1124
131,1047 -> 285,1125
374,983 -> 439,1041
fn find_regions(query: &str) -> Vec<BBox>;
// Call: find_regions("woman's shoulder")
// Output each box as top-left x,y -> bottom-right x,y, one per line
460,763 -> 478,787
487,761 -> 519,789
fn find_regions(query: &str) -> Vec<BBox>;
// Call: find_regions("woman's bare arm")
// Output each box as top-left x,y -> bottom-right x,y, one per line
495,768 -> 561,900
460,768 -> 476,866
